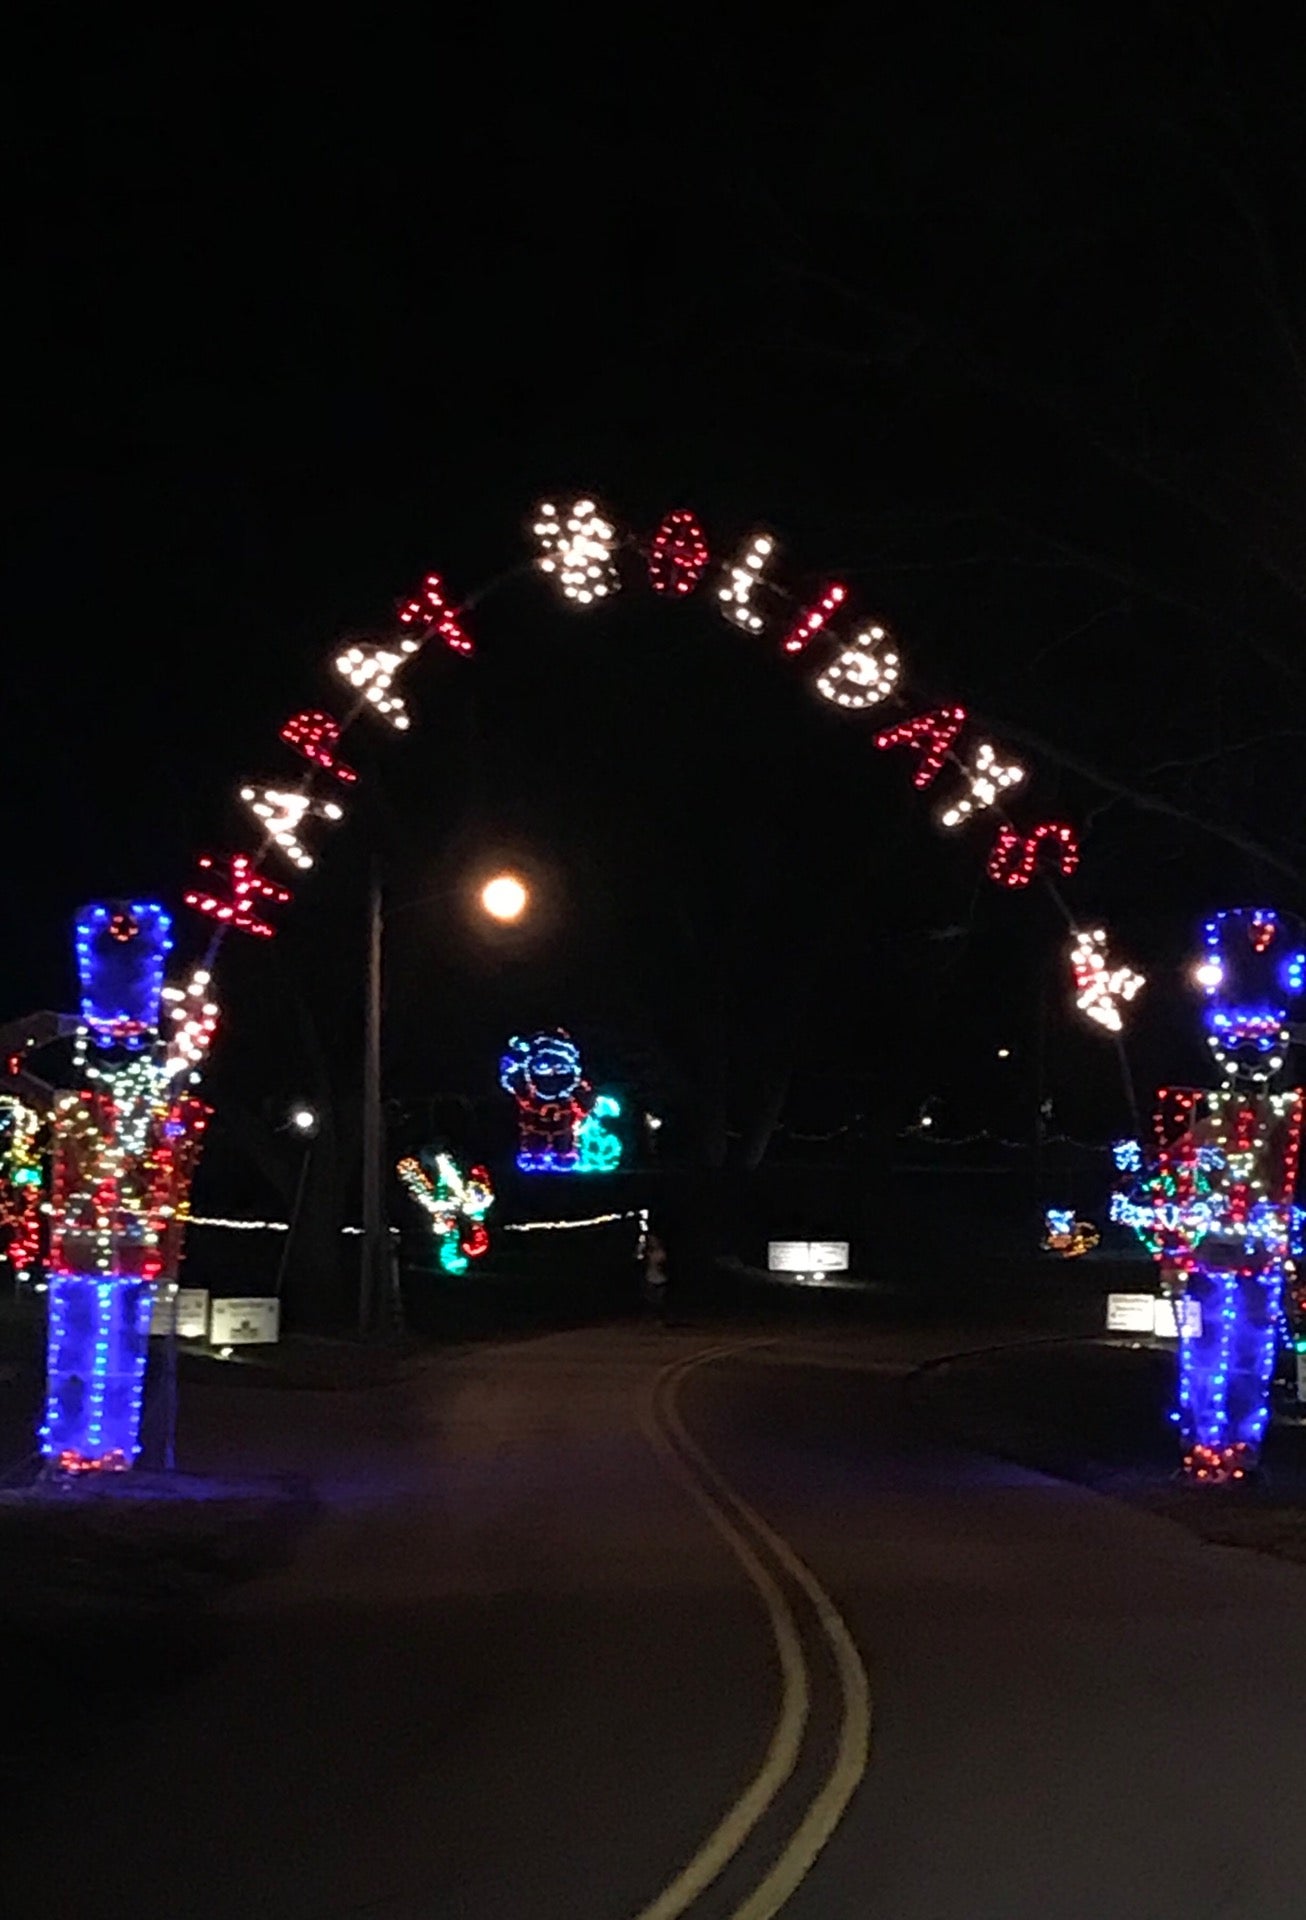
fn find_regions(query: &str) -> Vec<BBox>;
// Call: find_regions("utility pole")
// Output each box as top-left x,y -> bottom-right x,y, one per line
360,857 -> 385,1336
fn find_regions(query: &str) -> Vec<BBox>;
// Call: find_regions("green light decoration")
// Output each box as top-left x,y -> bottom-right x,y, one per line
1110,1152 -> 1217,1259
577,1094 -> 624,1173
396,1151 -> 494,1275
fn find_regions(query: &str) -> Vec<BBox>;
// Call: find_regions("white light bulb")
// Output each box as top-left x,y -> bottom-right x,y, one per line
938,742 -> 1027,828
718,534 -> 776,634
816,627 -> 901,709
239,786 -> 346,872
533,497 -> 620,604
1070,929 -> 1145,1035
334,644 -> 414,728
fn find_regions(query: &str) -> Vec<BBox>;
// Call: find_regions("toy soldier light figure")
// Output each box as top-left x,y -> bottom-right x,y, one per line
40,903 -> 215,1474
1114,909 -> 1305,1483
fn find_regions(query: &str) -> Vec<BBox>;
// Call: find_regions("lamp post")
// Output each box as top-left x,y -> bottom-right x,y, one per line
358,865 -> 531,1336
277,1104 -> 319,1303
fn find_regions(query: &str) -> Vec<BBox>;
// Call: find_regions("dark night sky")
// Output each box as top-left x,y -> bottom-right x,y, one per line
8,11 -> 1306,1176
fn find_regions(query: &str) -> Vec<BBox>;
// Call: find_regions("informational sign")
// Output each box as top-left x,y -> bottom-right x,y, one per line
1105,1292 -> 1156,1333
149,1287 -> 210,1339
210,1296 -> 280,1346
1106,1293 -> 1201,1338
767,1240 -> 850,1274
1152,1295 -> 1202,1341
1296,1345 -> 1306,1403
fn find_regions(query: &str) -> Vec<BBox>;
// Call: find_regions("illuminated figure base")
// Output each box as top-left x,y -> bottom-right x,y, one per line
1174,1266 -> 1278,1480
1183,1441 -> 1254,1485
517,1150 -> 578,1174
41,1276 -> 154,1473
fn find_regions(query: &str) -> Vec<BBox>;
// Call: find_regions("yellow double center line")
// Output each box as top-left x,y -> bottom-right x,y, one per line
635,1342 -> 872,1920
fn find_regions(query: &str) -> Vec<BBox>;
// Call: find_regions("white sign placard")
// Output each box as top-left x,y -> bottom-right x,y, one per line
149,1287 -> 210,1339
1153,1296 -> 1202,1341
1296,1347 -> 1306,1403
768,1240 -> 850,1273
1106,1292 -> 1155,1333
210,1297 -> 280,1346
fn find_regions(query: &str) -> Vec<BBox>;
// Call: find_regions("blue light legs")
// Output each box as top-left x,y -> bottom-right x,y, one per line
40,1275 -> 154,1473
1174,1264 -> 1280,1482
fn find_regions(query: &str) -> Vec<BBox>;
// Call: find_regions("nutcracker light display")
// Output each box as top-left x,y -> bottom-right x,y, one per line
1112,909 -> 1306,1482
39,902 -> 216,1474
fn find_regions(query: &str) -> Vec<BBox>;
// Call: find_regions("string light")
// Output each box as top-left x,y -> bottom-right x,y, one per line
1070,928 -> 1145,1033
41,907 -> 213,1472
397,1151 -> 494,1275
0,1093 -> 42,1282
874,707 -> 966,788
396,573 -> 474,655
280,710 -> 358,784
185,855 -> 291,938
75,902 -> 172,1051
937,742 -> 1027,828
334,640 -> 419,729
646,510 -> 710,596
1042,1209 -> 1099,1257
532,499 -> 620,604
238,784 -> 345,872
986,821 -> 1080,889
717,534 -> 776,633
576,1094 -> 624,1173
160,968 -> 219,1085
815,627 -> 901,709
499,1029 -> 596,1173
1196,908 -> 1305,1080
503,1209 -> 640,1233
1111,906 -> 1306,1481
782,583 -> 847,655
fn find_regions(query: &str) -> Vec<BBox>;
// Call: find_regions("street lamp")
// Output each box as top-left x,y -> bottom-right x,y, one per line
276,1104 -> 320,1301
480,872 -> 529,923
359,863 -> 535,1335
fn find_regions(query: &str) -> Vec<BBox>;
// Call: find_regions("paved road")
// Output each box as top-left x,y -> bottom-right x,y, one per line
8,1322 -> 1306,1917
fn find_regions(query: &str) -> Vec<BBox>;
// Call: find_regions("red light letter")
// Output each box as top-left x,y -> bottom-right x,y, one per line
874,707 -> 966,788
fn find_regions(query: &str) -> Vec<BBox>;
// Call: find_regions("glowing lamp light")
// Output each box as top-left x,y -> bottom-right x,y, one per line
289,1106 -> 319,1137
480,874 -> 529,923
816,628 -> 901,709
533,498 -> 620,604
1194,960 -> 1224,990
